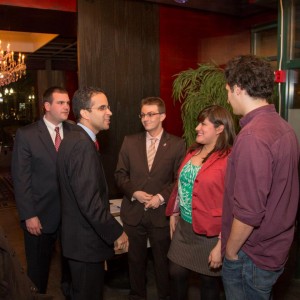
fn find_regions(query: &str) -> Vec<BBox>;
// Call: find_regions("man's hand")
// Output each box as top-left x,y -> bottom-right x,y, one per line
114,231 -> 129,252
225,218 -> 254,261
144,194 -> 161,210
25,216 -> 42,236
133,191 -> 152,204
169,215 -> 179,239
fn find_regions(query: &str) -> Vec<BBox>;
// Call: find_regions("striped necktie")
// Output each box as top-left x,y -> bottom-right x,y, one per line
54,127 -> 61,151
147,138 -> 157,170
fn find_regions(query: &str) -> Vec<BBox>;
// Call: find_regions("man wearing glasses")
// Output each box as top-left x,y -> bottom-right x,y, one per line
57,87 -> 128,300
115,97 -> 186,300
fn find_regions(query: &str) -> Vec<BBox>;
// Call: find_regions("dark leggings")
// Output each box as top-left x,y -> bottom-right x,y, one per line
169,261 -> 221,300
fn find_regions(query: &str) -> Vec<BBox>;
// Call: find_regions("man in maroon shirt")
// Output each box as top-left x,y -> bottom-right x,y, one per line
221,55 -> 299,300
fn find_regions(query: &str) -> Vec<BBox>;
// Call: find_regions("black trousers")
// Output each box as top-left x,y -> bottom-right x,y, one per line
124,213 -> 171,300
23,230 -> 57,293
68,259 -> 105,300
169,261 -> 221,300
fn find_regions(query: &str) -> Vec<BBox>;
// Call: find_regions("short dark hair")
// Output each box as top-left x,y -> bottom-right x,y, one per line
72,87 -> 106,121
189,105 -> 236,162
42,86 -> 68,104
141,97 -> 166,113
225,55 -> 274,101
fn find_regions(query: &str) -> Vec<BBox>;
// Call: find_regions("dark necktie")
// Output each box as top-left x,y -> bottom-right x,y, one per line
54,127 -> 61,151
94,140 -> 100,151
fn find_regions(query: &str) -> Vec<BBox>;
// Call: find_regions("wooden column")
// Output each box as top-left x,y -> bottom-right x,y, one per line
78,0 -> 160,196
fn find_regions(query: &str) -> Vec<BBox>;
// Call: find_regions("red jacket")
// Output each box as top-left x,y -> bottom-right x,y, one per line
166,150 -> 230,236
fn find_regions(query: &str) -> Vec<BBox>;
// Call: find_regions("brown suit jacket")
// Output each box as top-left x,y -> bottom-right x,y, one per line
115,131 -> 186,227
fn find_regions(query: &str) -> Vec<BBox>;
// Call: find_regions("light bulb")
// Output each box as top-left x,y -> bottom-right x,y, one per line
174,0 -> 188,3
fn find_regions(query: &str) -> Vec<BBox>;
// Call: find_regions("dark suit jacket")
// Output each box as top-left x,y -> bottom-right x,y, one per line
11,119 -> 75,233
57,127 -> 123,263
115,131 -> 186,227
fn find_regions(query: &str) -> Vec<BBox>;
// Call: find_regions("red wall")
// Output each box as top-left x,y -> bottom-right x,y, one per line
159,6 -> 276,137
0,0 -> 76,11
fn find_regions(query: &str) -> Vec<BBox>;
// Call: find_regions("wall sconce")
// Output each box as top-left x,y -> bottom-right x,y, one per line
4,88 -> 14,95
28,94 -> 35,102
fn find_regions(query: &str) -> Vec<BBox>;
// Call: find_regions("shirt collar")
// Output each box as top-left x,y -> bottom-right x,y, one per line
77,123 -> 96,141
240,104 -> 276,128
146,129 -> 163,141
43,115 -> 62,131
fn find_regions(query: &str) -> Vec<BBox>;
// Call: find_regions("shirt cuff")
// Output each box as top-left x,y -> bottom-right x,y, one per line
157,194 -> 165,205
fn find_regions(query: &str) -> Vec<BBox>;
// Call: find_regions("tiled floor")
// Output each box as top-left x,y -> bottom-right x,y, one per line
1,150 -> 300,299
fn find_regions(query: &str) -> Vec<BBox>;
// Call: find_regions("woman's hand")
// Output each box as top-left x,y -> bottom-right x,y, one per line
170,214 -> 179,240
208,239 -> 222,269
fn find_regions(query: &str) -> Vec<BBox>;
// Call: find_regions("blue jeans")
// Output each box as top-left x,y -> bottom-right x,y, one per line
222,250 -> 283,300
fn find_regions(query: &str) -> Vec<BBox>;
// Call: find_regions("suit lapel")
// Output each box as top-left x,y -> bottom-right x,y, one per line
37,119 -> 57,162
138,132 -> 149,171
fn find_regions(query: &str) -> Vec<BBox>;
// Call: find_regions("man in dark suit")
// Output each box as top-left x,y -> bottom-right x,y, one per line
11,86 -> 74,294
115,97 -> 186,300
57,87 -> 128,300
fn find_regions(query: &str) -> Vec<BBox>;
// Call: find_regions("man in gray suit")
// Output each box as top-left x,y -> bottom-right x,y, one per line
115,97 -> 186,300
12,86 -> 74,294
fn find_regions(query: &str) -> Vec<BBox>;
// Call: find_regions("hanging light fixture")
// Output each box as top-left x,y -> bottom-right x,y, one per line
174,0 -> 189,3
0,40 -> 26,86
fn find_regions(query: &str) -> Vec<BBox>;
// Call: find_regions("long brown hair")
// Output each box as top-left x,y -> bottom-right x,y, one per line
189,105 -> 236,162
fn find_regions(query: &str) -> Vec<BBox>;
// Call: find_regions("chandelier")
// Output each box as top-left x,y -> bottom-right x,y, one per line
0,41 -> 26,86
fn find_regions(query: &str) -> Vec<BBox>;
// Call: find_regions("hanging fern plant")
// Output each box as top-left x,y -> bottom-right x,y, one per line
173,63 -> 239,146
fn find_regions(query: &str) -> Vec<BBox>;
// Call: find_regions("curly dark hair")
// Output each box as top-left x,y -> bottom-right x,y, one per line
225,55 -> 274,101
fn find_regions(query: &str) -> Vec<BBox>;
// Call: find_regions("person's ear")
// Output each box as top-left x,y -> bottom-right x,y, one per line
160,113 -> 166,122
216,124 -> 224,134
80,109 -> 90,120
44,102 -> 51,112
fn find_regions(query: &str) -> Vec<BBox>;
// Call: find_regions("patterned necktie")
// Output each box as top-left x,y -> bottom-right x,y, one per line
54,127 -> 61,152
94,140 -> 100,151
147,138 -> 157,170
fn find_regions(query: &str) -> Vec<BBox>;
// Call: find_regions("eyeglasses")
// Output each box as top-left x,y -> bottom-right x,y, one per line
139,112 -> 164,119
86,105 -> 111,111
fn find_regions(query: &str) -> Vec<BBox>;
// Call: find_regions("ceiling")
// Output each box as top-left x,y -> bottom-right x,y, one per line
26,36 -> 77,67
141,0 -> 278,17
22,0 -> 277,70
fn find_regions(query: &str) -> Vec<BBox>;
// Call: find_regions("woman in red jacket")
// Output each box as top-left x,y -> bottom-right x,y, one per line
166,105 -> 235,300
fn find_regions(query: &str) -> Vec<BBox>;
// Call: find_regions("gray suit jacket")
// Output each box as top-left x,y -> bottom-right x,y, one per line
115,131 -> 186,227
11,119 -> 75,233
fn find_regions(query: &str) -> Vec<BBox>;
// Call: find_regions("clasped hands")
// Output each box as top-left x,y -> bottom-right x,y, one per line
133,191 -> 161,210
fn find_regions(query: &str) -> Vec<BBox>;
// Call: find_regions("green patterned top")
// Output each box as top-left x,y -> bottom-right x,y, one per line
178,160 -> 201,224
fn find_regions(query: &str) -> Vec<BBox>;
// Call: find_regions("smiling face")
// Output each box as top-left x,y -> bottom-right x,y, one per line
195,117 -> 223,149
82,92 -> 112,134
140,104 -> 165,136
44,92 -> 70,125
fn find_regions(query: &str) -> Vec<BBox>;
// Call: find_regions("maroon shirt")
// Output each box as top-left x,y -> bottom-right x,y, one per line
222,105 -> 299,270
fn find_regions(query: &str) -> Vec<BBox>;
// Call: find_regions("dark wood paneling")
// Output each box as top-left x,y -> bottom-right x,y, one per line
78,0 -> 159,197
0,5 -> 76,35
